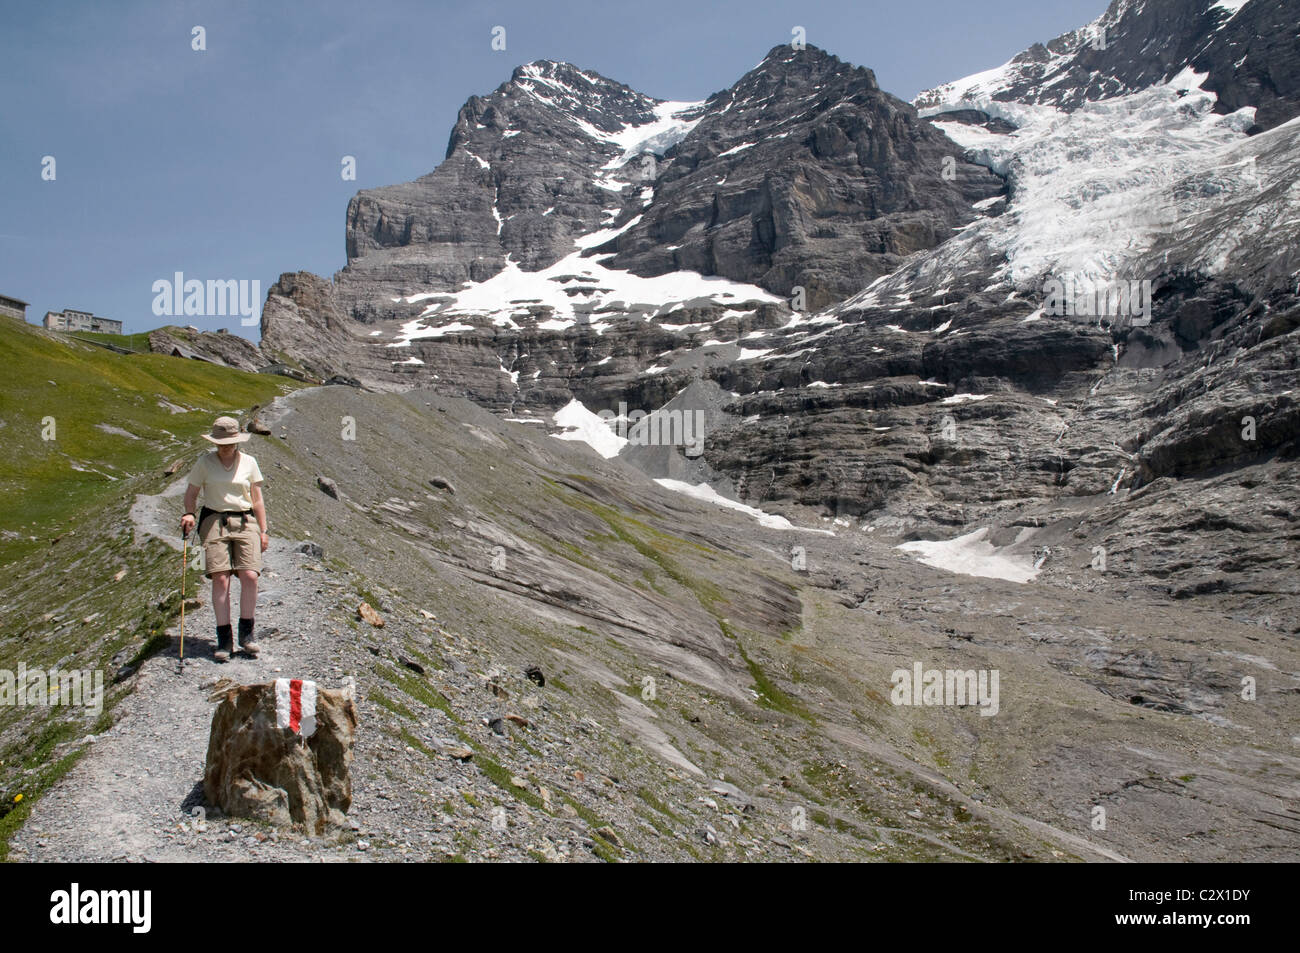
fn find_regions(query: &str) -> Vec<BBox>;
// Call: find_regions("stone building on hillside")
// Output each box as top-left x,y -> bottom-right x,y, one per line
0,293 -> 28,321
43,308 -> 123,334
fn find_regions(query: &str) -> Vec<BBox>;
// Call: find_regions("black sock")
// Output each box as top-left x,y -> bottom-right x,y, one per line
238,618 -> 254,641
216,624 -> 233,647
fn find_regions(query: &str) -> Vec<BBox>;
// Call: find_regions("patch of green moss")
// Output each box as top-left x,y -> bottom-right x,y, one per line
636,786 -> 681,822
472,752 -> 545,812
399,729 -> 435,757
731,634 -> 814,723
369,689 -> 416,720
588,835 -> 621,863
912,727 -> 951,770
543,481 -> 726,611
374,663 -> 457,720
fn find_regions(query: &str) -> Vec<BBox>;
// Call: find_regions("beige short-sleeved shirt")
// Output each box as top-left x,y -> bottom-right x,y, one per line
187,450 -> 264,511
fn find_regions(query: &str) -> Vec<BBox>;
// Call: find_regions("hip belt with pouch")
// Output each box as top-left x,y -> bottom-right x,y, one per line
199,505 -> 253,532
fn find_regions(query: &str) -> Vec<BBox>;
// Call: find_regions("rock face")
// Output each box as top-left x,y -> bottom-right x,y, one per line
604,47 -> 1003,308
338,61 -> 676,322
203,681 -> 357,834
148,326 -> 263,372
260,272 -> 371,384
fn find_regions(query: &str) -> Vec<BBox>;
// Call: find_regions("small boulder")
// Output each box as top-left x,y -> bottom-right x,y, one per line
357,602 -> 385,627
428,476 -> 456,494
709,780 -> 754,812
316,475 -> 339,499
203,681 -> 358,834
294,541 -> 324,558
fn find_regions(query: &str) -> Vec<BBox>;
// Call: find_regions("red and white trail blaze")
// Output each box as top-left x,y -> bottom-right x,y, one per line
274,678 -> 317,738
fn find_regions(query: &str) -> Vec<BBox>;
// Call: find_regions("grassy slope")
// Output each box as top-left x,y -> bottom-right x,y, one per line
70,329 -> 153,352
0,315 -> 298,857
0,317 -> 279,542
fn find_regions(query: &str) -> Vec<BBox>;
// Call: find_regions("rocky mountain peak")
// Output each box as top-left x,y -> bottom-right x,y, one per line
735,43 -> 878,92
444,59 -> 664,159
602,42 -> 999,305
335,41 -> 999,329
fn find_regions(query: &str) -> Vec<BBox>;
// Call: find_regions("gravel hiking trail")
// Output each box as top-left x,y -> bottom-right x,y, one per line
10,512 -> 350,862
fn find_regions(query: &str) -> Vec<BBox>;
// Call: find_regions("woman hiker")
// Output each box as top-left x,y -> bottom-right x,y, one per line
179,416 -> 269,662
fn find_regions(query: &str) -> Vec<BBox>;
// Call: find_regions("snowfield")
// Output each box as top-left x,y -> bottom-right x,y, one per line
388,248 -> 780,345
654,479 -> 796,529
551,398 -> 627,458
897,527 -> 1041,583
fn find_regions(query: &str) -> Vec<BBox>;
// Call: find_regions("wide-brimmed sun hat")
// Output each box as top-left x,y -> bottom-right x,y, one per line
202,415 -> 251,444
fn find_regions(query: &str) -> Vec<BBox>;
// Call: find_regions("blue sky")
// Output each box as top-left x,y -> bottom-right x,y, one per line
0,0 -> 1103,337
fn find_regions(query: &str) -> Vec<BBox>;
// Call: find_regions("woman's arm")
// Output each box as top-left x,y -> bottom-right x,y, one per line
180,484 -> 200,535
251,481 -> 269,551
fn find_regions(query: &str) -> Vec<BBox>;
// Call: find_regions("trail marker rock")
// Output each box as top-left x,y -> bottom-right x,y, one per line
203,680 -> 357,834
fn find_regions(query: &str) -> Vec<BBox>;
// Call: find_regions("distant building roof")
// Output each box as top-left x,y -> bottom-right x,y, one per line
0,294 -> 29,306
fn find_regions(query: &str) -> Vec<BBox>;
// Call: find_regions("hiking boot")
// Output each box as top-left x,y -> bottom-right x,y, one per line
237,618 -> 260,658
214,624 -> 234,663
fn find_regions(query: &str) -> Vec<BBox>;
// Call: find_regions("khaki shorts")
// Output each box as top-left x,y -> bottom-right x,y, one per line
199,510 -> 262,578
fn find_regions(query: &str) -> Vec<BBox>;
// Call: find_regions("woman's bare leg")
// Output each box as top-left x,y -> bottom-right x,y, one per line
212,572 -> 232,626
236,569 -> 258,621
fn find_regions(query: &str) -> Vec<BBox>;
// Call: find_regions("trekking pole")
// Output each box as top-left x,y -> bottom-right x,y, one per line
180,527 -> 189,665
